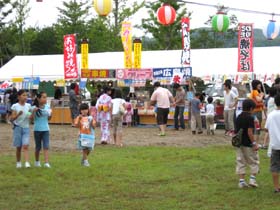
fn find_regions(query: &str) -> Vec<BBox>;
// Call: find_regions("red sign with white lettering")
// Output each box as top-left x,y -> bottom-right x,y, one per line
64,34 -> 78,79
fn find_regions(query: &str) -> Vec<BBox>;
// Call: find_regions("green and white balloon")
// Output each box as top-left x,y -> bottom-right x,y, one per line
211,13 -> 230,32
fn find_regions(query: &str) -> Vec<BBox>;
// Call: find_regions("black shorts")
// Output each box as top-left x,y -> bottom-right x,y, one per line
157,108 -> 169,125
271,150 -> 280,173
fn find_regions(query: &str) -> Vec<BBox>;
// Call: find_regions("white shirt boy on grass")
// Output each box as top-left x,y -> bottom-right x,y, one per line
265,94 -> 280,193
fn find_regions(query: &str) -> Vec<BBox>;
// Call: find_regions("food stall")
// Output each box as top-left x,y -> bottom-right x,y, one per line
117,67 -> 192,125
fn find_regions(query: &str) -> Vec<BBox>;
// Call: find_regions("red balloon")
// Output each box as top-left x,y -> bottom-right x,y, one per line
157,4 -> 176,25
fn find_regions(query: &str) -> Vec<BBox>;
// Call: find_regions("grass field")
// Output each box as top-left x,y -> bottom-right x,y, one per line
0,146 -> 279,210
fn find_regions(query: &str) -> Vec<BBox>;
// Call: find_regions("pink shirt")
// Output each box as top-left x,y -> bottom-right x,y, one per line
150,87 -> 173,109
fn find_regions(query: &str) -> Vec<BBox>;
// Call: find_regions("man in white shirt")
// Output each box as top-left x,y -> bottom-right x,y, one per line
225,79 -> 239,130
223,82 -> 238,136
150,82 -> 174,136
265,94 -> 280,193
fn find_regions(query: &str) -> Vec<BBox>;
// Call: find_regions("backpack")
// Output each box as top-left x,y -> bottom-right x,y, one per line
232,128 -> 243,147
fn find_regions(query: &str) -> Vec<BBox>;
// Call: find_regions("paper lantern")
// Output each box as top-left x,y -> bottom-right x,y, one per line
94,0 -> 112,16
211,13 -> 230,32
157,4 -> 176,25
263,20 -> 279,40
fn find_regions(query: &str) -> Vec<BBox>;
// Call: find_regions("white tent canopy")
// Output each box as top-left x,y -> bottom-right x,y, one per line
0,47 -> 280,81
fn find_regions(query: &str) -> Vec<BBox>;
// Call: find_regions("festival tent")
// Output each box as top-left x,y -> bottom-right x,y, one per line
0,46 -> 280,81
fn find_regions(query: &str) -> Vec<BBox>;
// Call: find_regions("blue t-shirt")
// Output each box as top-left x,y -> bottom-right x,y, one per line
11,103 -> 32,128
191,98 -> 201,114
33,104 -> 51,131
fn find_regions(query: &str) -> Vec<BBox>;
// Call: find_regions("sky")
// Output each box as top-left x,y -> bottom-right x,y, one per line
24,0 -> 280,37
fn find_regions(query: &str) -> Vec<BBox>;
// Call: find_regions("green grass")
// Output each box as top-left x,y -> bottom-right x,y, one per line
0,146 -> 278,210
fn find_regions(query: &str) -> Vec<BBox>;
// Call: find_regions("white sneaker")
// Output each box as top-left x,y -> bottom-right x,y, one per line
83,160 -> 90,167
249,179 -> 258,188
16,162 -> 22,168
238,181 -> 249,188
25,162 -> 31,168
44,163 -> 51,168
35,161 -> 41,167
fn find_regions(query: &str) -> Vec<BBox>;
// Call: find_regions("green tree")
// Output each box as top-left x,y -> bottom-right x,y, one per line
55,0 -> 91,52
87,18 -> 120,52
30,27 -> 60,55
111,0 -> 144,48
85,0 -> 144,52
15,0 -> 31,54
141,0 -> 190,50
0,0 -> 17,66
0,0 -> 16,28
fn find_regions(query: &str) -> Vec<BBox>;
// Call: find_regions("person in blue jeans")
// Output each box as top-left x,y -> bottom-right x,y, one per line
173,83 -> 186,130
32,91 -> 52,168
10,89 -> 32,168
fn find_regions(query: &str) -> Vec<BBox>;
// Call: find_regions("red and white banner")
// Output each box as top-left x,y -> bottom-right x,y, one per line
237,23 -> 254,72
181,17 -> 191,65
63,34 -> 78,79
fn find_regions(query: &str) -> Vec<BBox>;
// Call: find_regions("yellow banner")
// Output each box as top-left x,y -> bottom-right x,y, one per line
12,77 -> 23,82
121,22 -> 132,68
56,79 -> 65,87
134,42 -> 142,69
81,43 -> 89,69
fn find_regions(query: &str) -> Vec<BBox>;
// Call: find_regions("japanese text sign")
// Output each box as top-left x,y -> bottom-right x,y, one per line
64,34 -> 78,79
181,17 -> 191,65
237,23 -> 254,72
81,69 -> 109,78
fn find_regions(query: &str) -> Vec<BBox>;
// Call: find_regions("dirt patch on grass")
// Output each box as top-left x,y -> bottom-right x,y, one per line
0,122 -> 235,153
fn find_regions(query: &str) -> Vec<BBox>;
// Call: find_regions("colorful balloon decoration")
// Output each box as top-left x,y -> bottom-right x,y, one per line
211,13 -> 230,32
157,4 -> 176,25
94,0 -> 112,16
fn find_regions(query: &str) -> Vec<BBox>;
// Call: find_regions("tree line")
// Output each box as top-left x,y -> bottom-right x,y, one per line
0,0 -> 278,67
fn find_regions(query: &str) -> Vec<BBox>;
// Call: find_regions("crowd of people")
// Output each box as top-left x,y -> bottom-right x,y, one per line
150,79 -> 280,193
3,78 -> 280,193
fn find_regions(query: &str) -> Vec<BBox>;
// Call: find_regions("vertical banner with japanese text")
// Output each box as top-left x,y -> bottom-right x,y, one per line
133,39 -> 142,69
121,22 -> 133,68
81,41 -> 88,69
237,23 -> 254,72
181,17 -> 191,65
63,34 -> 78,79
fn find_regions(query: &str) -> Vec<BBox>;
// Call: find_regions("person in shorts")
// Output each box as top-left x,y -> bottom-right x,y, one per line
10,89 -> 32,168
111,88 -> 126,147
265,94 -> 280,193
235,99 -> 259,188
150,82 -> 174,136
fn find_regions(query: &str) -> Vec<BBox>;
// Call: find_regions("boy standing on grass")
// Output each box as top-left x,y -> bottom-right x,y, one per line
235,99 -> 259,188
264,94 -> 280,193
190,93 -> 203,135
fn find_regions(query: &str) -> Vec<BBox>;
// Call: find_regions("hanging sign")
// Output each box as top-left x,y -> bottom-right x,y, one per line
22,77 -> 40,89
181,17 -> 191,65
153,67 -> 192,85
116,69 -> 153,80
237,23 -> 254,72
81,69 -> 110,78
133,39 -> 142,69
64,34 -> 78,79
121,22 -> 133,68
81,41 -> 89,69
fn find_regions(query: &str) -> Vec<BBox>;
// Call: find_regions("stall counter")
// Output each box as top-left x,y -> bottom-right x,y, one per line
49,107 -> 72,124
